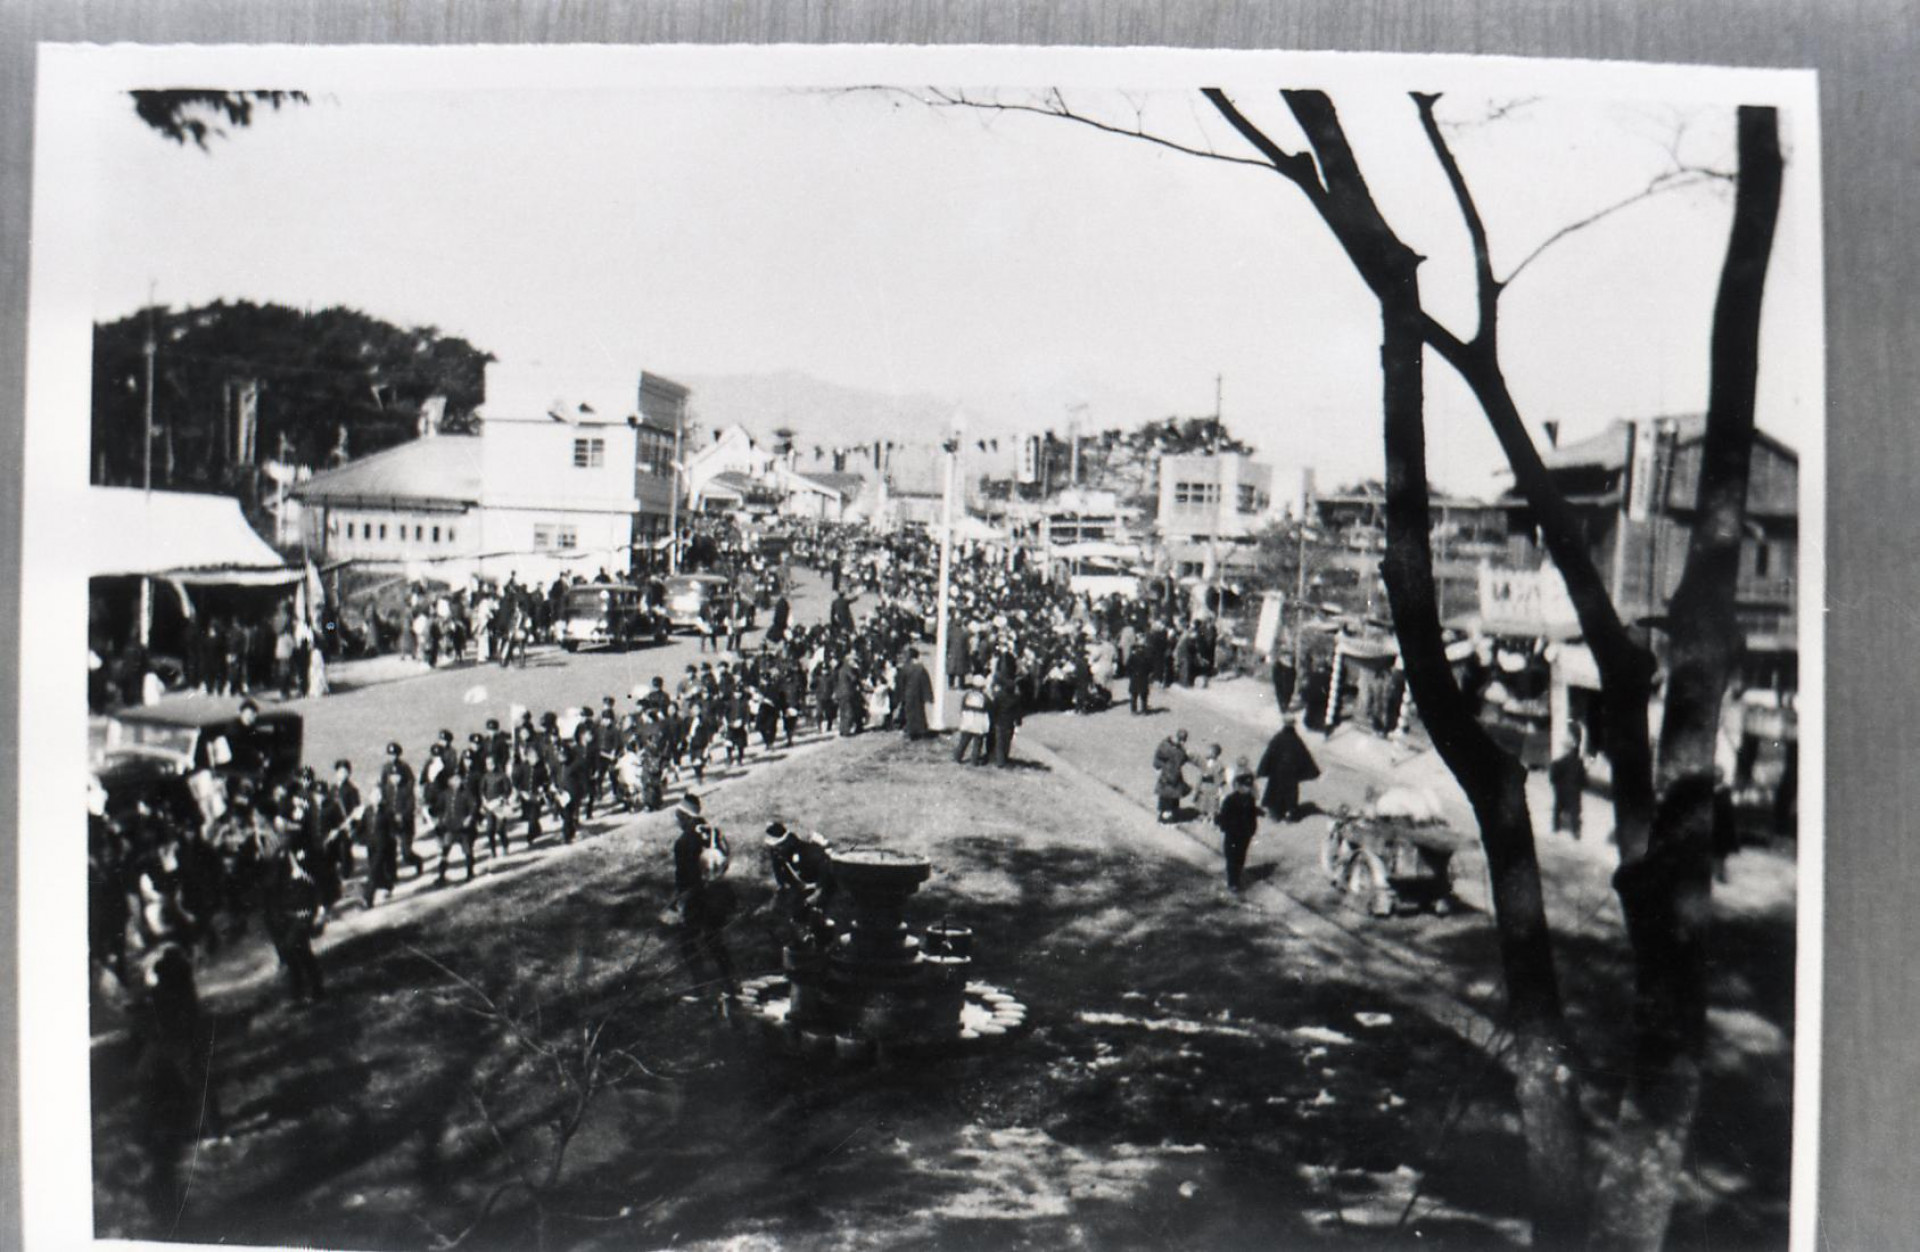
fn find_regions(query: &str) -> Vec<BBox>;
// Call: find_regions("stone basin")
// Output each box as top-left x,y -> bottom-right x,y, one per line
831,849 -> 932,896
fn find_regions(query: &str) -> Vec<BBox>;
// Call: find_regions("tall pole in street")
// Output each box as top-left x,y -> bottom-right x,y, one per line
1207,373 -> 1223,619
931,414 -> 964,731
139,293 -> 157,646
666,405 -> 684,574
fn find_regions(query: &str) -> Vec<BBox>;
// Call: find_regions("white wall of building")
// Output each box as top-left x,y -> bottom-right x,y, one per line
687,424 -> 774,503
475,505 -> 635,585
1158,453 -> 1275,543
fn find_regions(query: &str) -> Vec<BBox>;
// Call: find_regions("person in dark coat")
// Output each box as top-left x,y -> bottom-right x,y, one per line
357,795 -> 400,907
1215,772 -> 1261,890
829,592 -> 855,637
1548,730 -> 1587,838
988,669 -> 1023,767
558,744 -> 593,844
1255,714 -> 1320,822
669,795 -> 739,998
1126,644 -> 1155,715
833,659 -> 862,737
1270,652 -> 1298,714
434,756 -> 481,882
1152,730 -> 1191,821
509,740 -> 549,849
894,648 -> 935,740
259,815 -> 326,1002
378,742 -> 426,878
946,622 -> 970,689
766,594 -> 791,644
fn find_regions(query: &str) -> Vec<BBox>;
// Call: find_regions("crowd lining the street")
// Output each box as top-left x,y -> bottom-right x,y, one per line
90,519 -> 1337,1218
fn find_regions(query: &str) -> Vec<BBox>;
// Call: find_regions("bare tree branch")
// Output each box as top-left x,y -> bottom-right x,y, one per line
858,86 -> 1278,172
1503,167 -> 1729,287
1413,93 -> 1501,348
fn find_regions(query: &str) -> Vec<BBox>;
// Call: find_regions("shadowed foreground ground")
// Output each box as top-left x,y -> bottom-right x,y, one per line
91,729 -> 1788,1250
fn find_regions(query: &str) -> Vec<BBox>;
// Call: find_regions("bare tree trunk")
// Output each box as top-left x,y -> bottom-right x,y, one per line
1589,104 -> 1783,1252
1272,84 -> 1594,1241
1370,262 -> 1591,1249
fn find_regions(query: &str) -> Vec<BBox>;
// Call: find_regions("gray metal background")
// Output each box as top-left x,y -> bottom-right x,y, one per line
0,2 -> 1909,1246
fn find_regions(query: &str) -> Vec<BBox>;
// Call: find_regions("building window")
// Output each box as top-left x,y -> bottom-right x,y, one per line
1172,482 -> 1219,507
534,523 -> 579,550
448,526 -> 456,543
379,523 -> 388,540
1237,484 -> 1266,514
432,525 -> 441,543
573,437 -> 606,468
415,525 -> 424,541
636,428 -> 678,477
345,522 -> 355,539
1755,541 -> 1771,578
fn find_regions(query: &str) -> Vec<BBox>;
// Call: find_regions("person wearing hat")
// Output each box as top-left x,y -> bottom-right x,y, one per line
420,732 -> 456,834
478,748 -> 514,860
378,741 -> 425,878
320,759 -> 362,882
669,795 -> 737,999
763,822 -> 834,943
433,752 -> 482,884
509,739 -> 549,849
557,742 -> 592,844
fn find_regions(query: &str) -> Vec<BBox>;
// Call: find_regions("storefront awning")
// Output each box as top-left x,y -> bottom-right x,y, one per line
88,486 -> 296,582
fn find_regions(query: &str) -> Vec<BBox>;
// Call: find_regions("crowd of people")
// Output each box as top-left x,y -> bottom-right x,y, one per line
93,518 -> 1335,1220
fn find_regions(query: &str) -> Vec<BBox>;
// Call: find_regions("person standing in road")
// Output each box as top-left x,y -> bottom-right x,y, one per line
1153,729 -> 1192,823
954,676 -> 991,765
1126,643 -> 1154,715
509,739 -> 548,849
379,741 -> 426,878
1270,650 -> 1298,714
1548,728 -> 1587,839
1255,713 -> 1321,822
894,647 -> 935,741
988,666 -> 1023,768
1215,772 -> 1261,891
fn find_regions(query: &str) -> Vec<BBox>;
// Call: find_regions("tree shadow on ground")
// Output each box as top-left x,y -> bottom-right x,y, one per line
94,738 -> 1553,1251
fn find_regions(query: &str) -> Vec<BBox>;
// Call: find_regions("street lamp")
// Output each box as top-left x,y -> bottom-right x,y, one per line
930,411 -> 967,730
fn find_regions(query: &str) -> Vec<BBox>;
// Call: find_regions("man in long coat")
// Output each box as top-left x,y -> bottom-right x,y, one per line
894,648 -> 935,740
1255,713 -> 1321,822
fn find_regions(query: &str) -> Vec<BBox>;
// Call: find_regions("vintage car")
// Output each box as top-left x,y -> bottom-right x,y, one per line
662,573 -> 757,633
558,583 -> 671,652
93,702 -> 304,823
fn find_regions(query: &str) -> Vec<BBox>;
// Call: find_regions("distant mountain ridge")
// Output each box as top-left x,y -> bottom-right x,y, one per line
679,370 -> 971,457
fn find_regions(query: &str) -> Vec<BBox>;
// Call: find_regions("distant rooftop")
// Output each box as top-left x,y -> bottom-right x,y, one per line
1535,414 -> 1797,473
291,435 -> 482,510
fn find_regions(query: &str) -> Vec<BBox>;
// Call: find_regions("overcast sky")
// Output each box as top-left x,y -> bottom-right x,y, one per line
73,53 -> 1821,499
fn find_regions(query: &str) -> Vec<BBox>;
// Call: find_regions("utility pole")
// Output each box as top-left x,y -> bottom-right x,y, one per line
139,289 -> 157,646
1067,403 -> 1087,489
1206,373 -> 1223,620
666,403 -> 685,574
931,414 -> 965,731
142,296 -> 156,497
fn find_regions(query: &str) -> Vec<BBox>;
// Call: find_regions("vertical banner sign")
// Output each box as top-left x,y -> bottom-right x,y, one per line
1018,434 -> 1038,484
1254,591 -> 1284,656
1626,418 -> 1659,521
236,379 -> 260,466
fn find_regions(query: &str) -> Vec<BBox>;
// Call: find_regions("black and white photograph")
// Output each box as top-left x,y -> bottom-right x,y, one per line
18,43 -> 1821,1252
